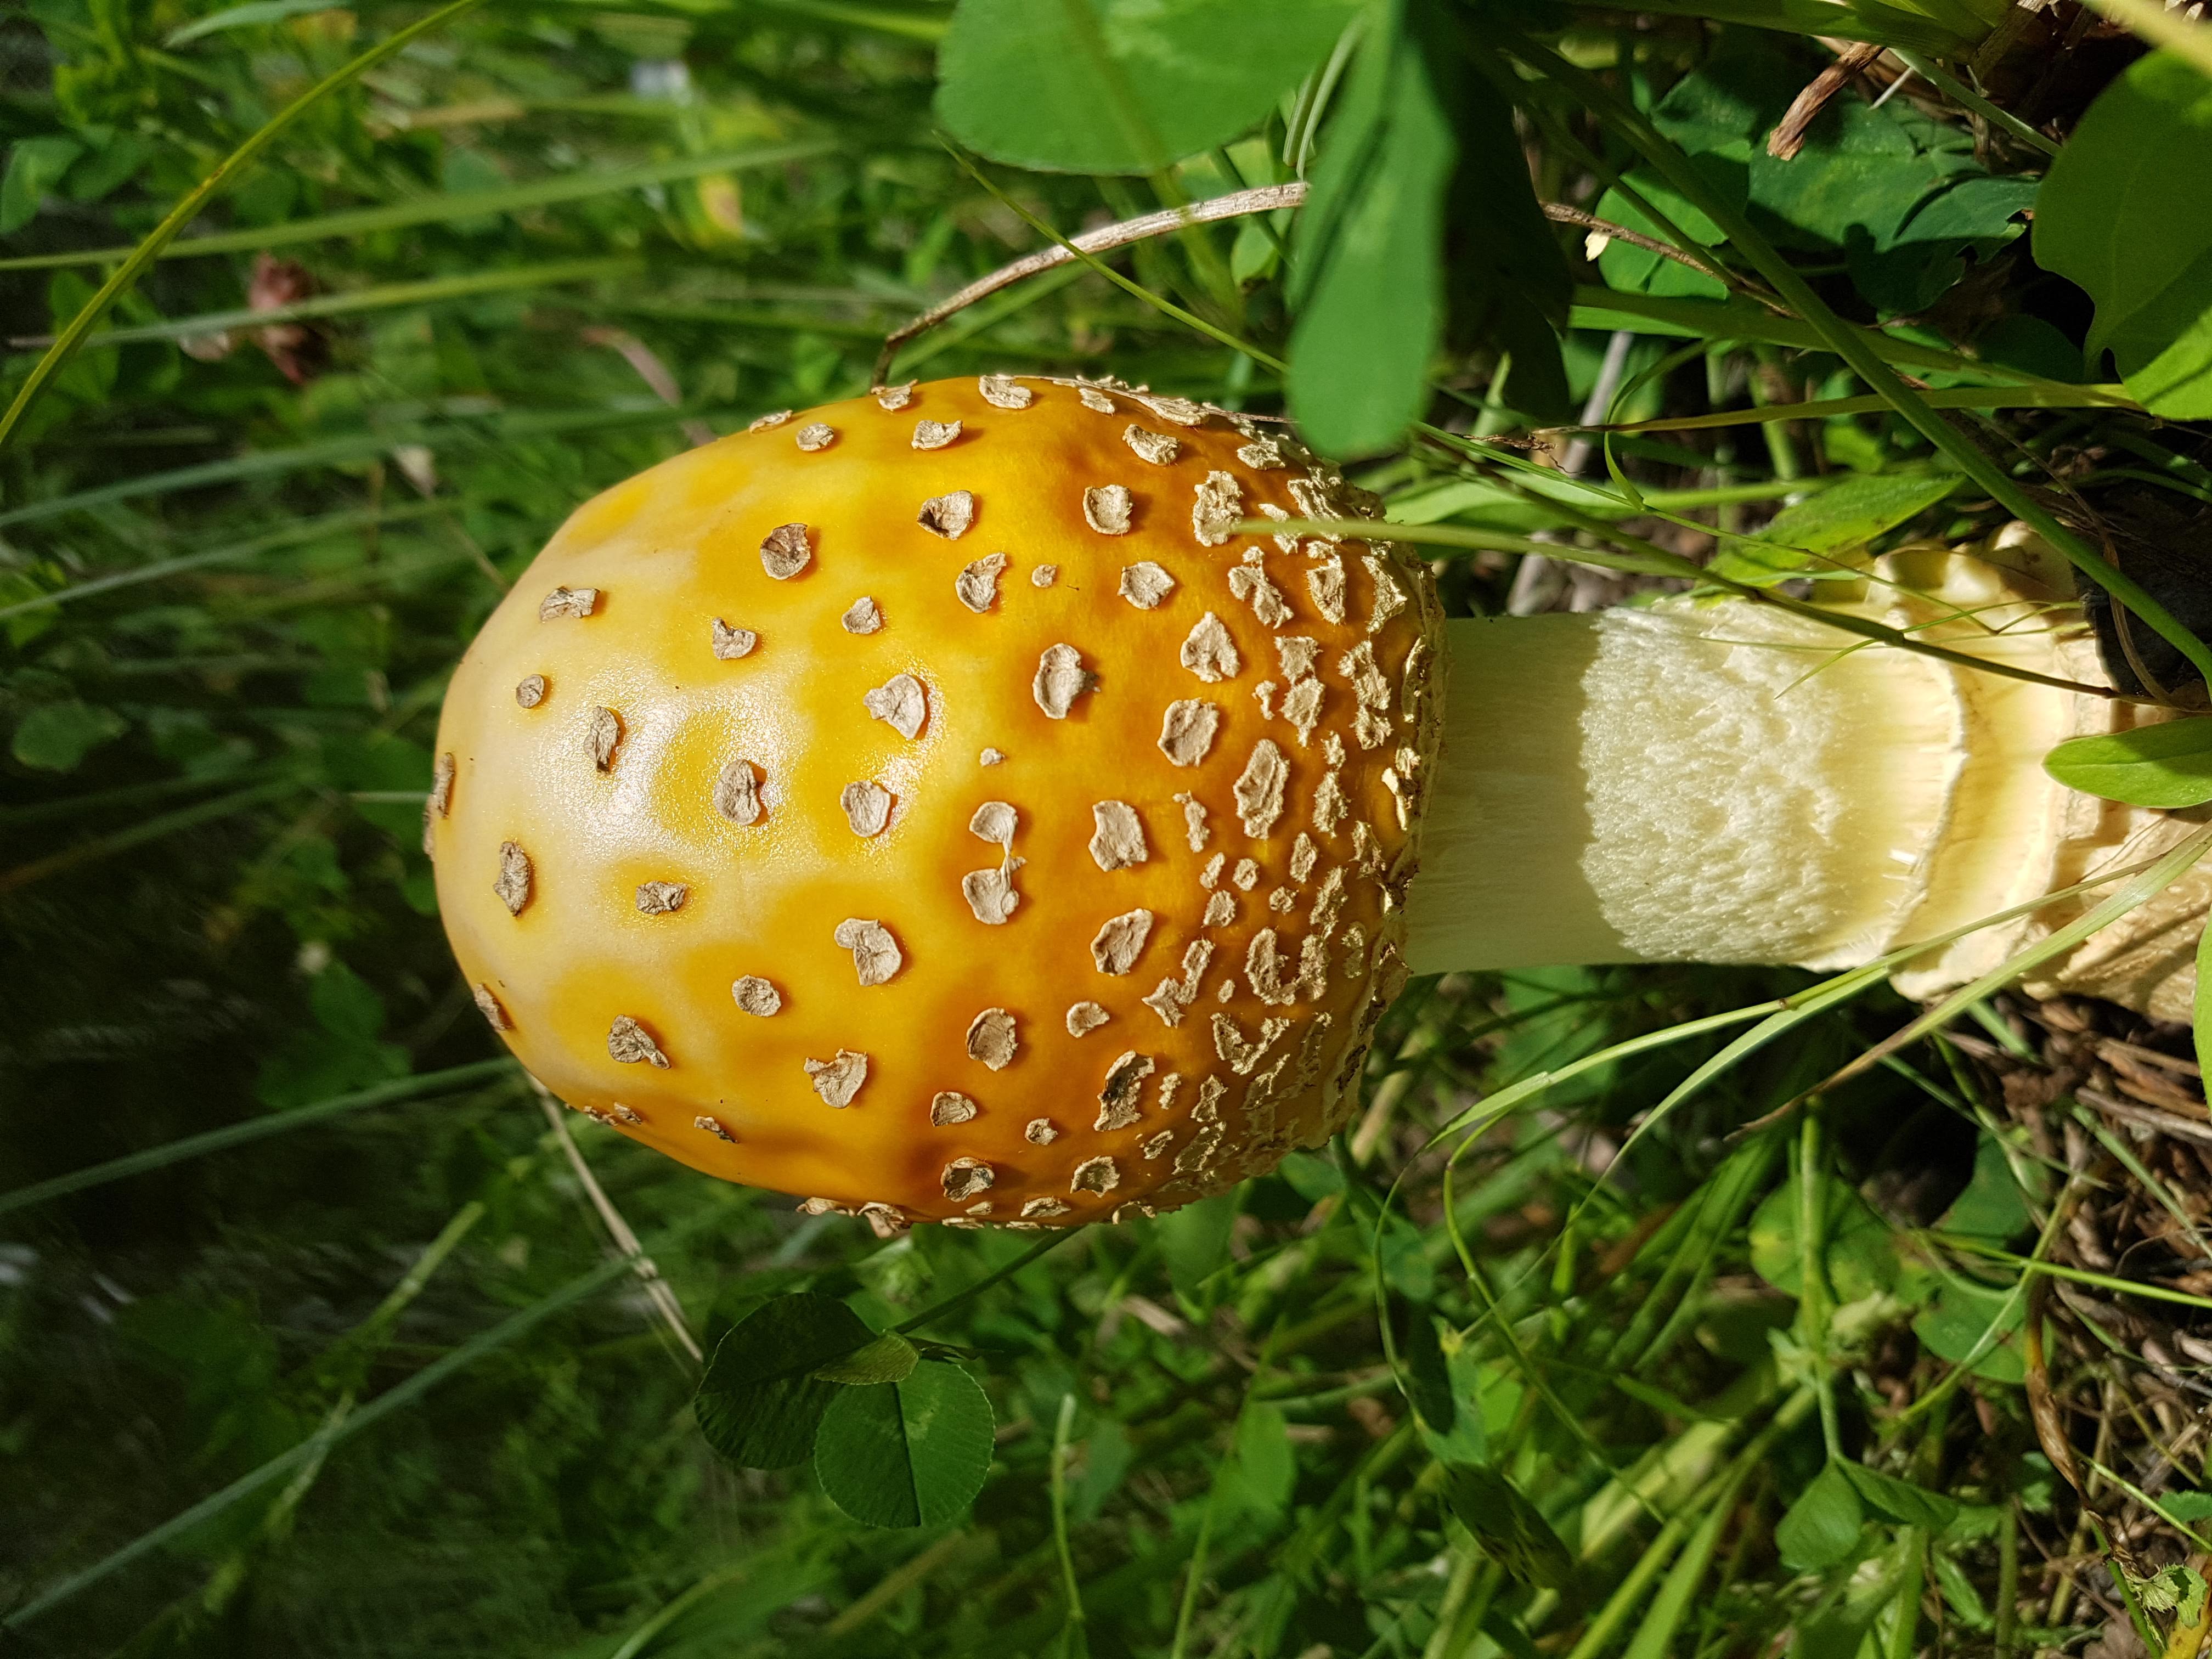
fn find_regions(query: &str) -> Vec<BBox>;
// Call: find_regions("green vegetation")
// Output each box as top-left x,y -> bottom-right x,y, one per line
7,1 -> 2212,1654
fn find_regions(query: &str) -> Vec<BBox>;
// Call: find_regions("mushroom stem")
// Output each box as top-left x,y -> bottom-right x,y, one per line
1406,533 -> 2212,1018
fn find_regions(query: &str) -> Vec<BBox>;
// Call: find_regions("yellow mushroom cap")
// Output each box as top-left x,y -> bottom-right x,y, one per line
428,376 -> 1442,1226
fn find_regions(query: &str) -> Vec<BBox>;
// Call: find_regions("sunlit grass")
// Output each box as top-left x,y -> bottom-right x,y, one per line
5,2 -> 2212,1654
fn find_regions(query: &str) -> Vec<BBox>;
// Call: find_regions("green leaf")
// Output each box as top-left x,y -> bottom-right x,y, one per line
2137,1564 -> 2209,1624
1276,1150 -> 1344,1201
2035,52 -> 2212,416
2165,1491 -> 2212,1523
1595,170 -> 1731,301
311,960 -> 390,1045
1287,0 -> 1454,458
1931,1545 -> 1993,1628
811,1331 -> 919,1386
1156,1189 -> 1240,1297
1,136 -> 84,236
1424,19 -> 1570,420
1482,1610 -> 1544,1659
1749,98 -> 1978,253
1403,1313 -> 1483,1462
1762,470 -> 1960,555
64,134 -> 153,206
1378,1209 -> 1436,1303
2042,720 -> 2212,810
1937,1135 -> 2035,1245
1439,1462 -> 1576,1591
11,699 -> 126,772
1643,32 -> 2014,320
934,0 -> 1359,174
1911,1277 -> 2025,1384
1837,1462 -> 1960,1533
323,732 -> 436,842
694,1294 -> 875,1470
1847,174 -> 2036,318
1217,1403 -> 1296,1522
2102,244 -> 2212,419
813,1361 -> 995,1529
1069,1417 -> 1132,1522
1749,1172 -> 1899,1301
1795,1597 -> 1887,1659
1402,1310 -> 1452,1429
1776,1460 -> 1865,1572
1645,35 -> 1780,156
1707,471 -> 1958,586
256,960 -> 410,1110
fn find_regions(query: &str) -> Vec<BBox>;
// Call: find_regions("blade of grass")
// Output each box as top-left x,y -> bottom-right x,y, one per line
1427,830 -> 2198,1160
1050,1392 -> 1089,1656
2197,910 -> 2212,1086
1889,50 -> 2061,158
2082,1455 -> 2212,1554
1947,1238 -> 2212,1316
605,1562 -> 758,1659
0,1060 -> 519,1220
1247,515 -> 1694,577
0,142 -> 838,274
817,1531 -> 976,1640
0,402 -> 736,531
1620,1141 -> 1784,1371
891,1229 -> 1080,1335
1579,383 -> 2134,432
1798,1112 -> 1843,1461
1570,0 -> 1967,51
2071,1107 -> 2212,1264
1566,286 -> 2134,400
0,0 -> 494,453
0,776 -> 303,895
1888,1180 -> 2076,1433
1425,1177 -> 1632,1489
166,0 -> 366,45
0,760 -> 288,826
9,258 -> 641,353
750,0 -> 951,41
1565,1391 -> 1818,1659
0,1225 -> 712,1628
0,501 -> 447,621
132,1198 -> 489,1643
1616,1415 -> 1784,1659
1400,473 -> 1853,518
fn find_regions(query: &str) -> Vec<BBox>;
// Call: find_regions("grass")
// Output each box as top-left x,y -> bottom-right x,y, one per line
5,2 -> 2212,1655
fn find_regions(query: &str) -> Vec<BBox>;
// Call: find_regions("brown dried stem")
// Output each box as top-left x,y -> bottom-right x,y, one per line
1534,200 -> 1717,275
876,183 -> 1306,377
1767,42 -> 1887,161
874,183 -> 1747,376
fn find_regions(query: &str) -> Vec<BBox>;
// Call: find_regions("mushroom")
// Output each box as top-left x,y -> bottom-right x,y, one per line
427,376 -> 2206,1227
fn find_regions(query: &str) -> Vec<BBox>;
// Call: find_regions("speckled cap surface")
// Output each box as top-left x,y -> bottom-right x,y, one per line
428,375 -> 1443,1227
